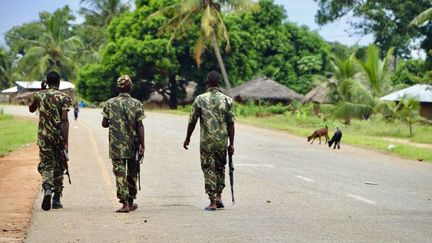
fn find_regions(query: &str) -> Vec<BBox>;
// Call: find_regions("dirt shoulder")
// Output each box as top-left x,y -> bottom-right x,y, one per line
0,143 -> 40,242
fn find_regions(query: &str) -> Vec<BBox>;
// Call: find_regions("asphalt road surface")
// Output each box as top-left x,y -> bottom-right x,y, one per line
3,105 -> 432,242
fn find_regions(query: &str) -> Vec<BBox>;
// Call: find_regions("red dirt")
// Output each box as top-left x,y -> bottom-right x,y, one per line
0,143 -> 40,242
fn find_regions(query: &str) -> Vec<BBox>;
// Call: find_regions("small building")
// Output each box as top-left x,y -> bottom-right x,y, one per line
302,82 -> 333,104
380,84 -> 432,120
232,77 -> 303,104
0,86 -> 18,103
1,81 -> 75,104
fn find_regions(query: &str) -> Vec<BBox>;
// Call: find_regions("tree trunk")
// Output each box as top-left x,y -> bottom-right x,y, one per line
409,123 -> 413,137
211,32 -> 232,95
168,75 -> 177,109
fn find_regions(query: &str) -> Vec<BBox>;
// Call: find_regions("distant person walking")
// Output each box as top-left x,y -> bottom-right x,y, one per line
101,75 -> 145,213
29,71 -> 72,211
183,71 -> 235,211
73,102 -> 79,121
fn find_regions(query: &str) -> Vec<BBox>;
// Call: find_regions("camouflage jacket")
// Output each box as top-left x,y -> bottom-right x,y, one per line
31,88 -> 72,148
102,93 -> 146,159
189,87 -> 234,152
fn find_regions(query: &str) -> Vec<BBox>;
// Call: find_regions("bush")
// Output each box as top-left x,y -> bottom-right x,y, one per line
235,101 -> 289,117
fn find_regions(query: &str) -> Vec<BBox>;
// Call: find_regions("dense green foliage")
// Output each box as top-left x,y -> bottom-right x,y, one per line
315,0 -> 432,61
16,7 -> 84,80
0,0 -> 430,125
76,0 -> 331,103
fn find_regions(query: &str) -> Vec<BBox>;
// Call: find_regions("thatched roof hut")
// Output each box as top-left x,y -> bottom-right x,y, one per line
302,82 -> 333,104
232,77 -> 303,103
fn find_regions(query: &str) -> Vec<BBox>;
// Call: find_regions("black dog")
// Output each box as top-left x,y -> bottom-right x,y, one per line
328,128 -> 342,149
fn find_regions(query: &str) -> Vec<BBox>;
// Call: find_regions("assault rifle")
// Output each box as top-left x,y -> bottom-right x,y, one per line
60,147 -> 72,184
59,135 -> 71,184
228,152 -> 235,204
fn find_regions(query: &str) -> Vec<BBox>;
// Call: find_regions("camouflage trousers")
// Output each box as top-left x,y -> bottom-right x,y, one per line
200,150 -> 227,201
38,147 -> 64,193
112,158 -> 138,203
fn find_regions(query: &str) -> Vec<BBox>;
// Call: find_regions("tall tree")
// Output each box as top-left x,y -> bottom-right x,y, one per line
17,7 -> 83,80
0,48 -> 21,89
327,52 -> 374,124
79,0 -> 130,27
77,0 -> 192,104
76,0 -> 131,64
154,0 -> 257,91
315,0 -> 432,60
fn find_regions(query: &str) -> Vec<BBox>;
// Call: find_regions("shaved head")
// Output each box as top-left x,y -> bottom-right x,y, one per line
206,71 -> 220,87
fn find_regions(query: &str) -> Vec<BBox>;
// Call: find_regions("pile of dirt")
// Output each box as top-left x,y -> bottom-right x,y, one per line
0,144 -> 40,242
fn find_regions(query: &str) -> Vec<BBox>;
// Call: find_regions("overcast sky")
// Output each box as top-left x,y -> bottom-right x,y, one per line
0,0 -> 373,47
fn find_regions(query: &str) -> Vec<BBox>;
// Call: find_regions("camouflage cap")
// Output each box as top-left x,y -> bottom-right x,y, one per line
117,75 -> 132,88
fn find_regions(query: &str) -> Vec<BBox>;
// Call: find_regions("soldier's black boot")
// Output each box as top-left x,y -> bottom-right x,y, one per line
52,192 -> 63,209
41,188 -> 52,211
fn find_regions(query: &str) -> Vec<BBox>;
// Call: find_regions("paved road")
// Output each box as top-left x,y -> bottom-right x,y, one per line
3,105 -> 432,242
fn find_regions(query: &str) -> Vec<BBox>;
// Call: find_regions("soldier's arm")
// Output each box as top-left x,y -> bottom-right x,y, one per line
29,95 -> 38,113
101,102 -> 109,128
184,101 -> 199,150
226,98 -> 235,155
183,121 -> 197,150
227,122 -> 235,155
61,110 -> 69,150
102,117 -> 109,128
137,121 -> 145,154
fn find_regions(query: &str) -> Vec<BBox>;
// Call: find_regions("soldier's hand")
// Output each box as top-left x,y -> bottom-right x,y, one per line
140,145 -> 145,159
228,145 -> 234,155
183,138 -> 190,150
64,142 -> 69,152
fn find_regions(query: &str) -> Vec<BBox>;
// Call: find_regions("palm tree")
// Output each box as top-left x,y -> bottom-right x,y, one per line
154,0 -> 257,92
328,53 -> 361,102
356,44 -> 394,97
17,9 -> 83,80
396,95 -> 421,137
79,0 -> 130,27
0,48 -> 22,89
78,0 -> 130,64
327,53 -> 375,124
410,7 -> 432,26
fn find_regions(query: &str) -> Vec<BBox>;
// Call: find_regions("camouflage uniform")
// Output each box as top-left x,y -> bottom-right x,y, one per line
102,80 -> 146,203
30,88 -> 72,193
189,87 -> 234,201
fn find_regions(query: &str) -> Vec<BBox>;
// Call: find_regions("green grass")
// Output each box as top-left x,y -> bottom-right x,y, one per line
0,113 -> 37,157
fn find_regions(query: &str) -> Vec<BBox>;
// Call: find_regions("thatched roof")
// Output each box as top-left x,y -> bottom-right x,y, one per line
302,82 -> 333,104
232,77 -> 303,103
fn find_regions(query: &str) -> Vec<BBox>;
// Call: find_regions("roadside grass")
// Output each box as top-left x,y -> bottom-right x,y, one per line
0,112 -> 37,157
151,105 -> 432,162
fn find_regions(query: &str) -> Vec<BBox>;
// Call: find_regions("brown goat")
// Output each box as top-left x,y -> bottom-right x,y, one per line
307,126 -> 329,144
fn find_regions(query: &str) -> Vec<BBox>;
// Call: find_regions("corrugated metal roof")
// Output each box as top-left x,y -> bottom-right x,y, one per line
380,84 -> 432,103
1,86 -> 18,93
14,81 -> 75,91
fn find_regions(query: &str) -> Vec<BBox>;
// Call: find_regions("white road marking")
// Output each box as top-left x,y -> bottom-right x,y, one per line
346,194 -> 377,205
236,163 -> 275,168
296,175 -> 315,182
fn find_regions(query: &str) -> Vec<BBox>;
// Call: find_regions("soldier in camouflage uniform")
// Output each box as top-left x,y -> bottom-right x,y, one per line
29,71 -> 72,211
102,75 -> 145,213
183,71 -> 235,211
